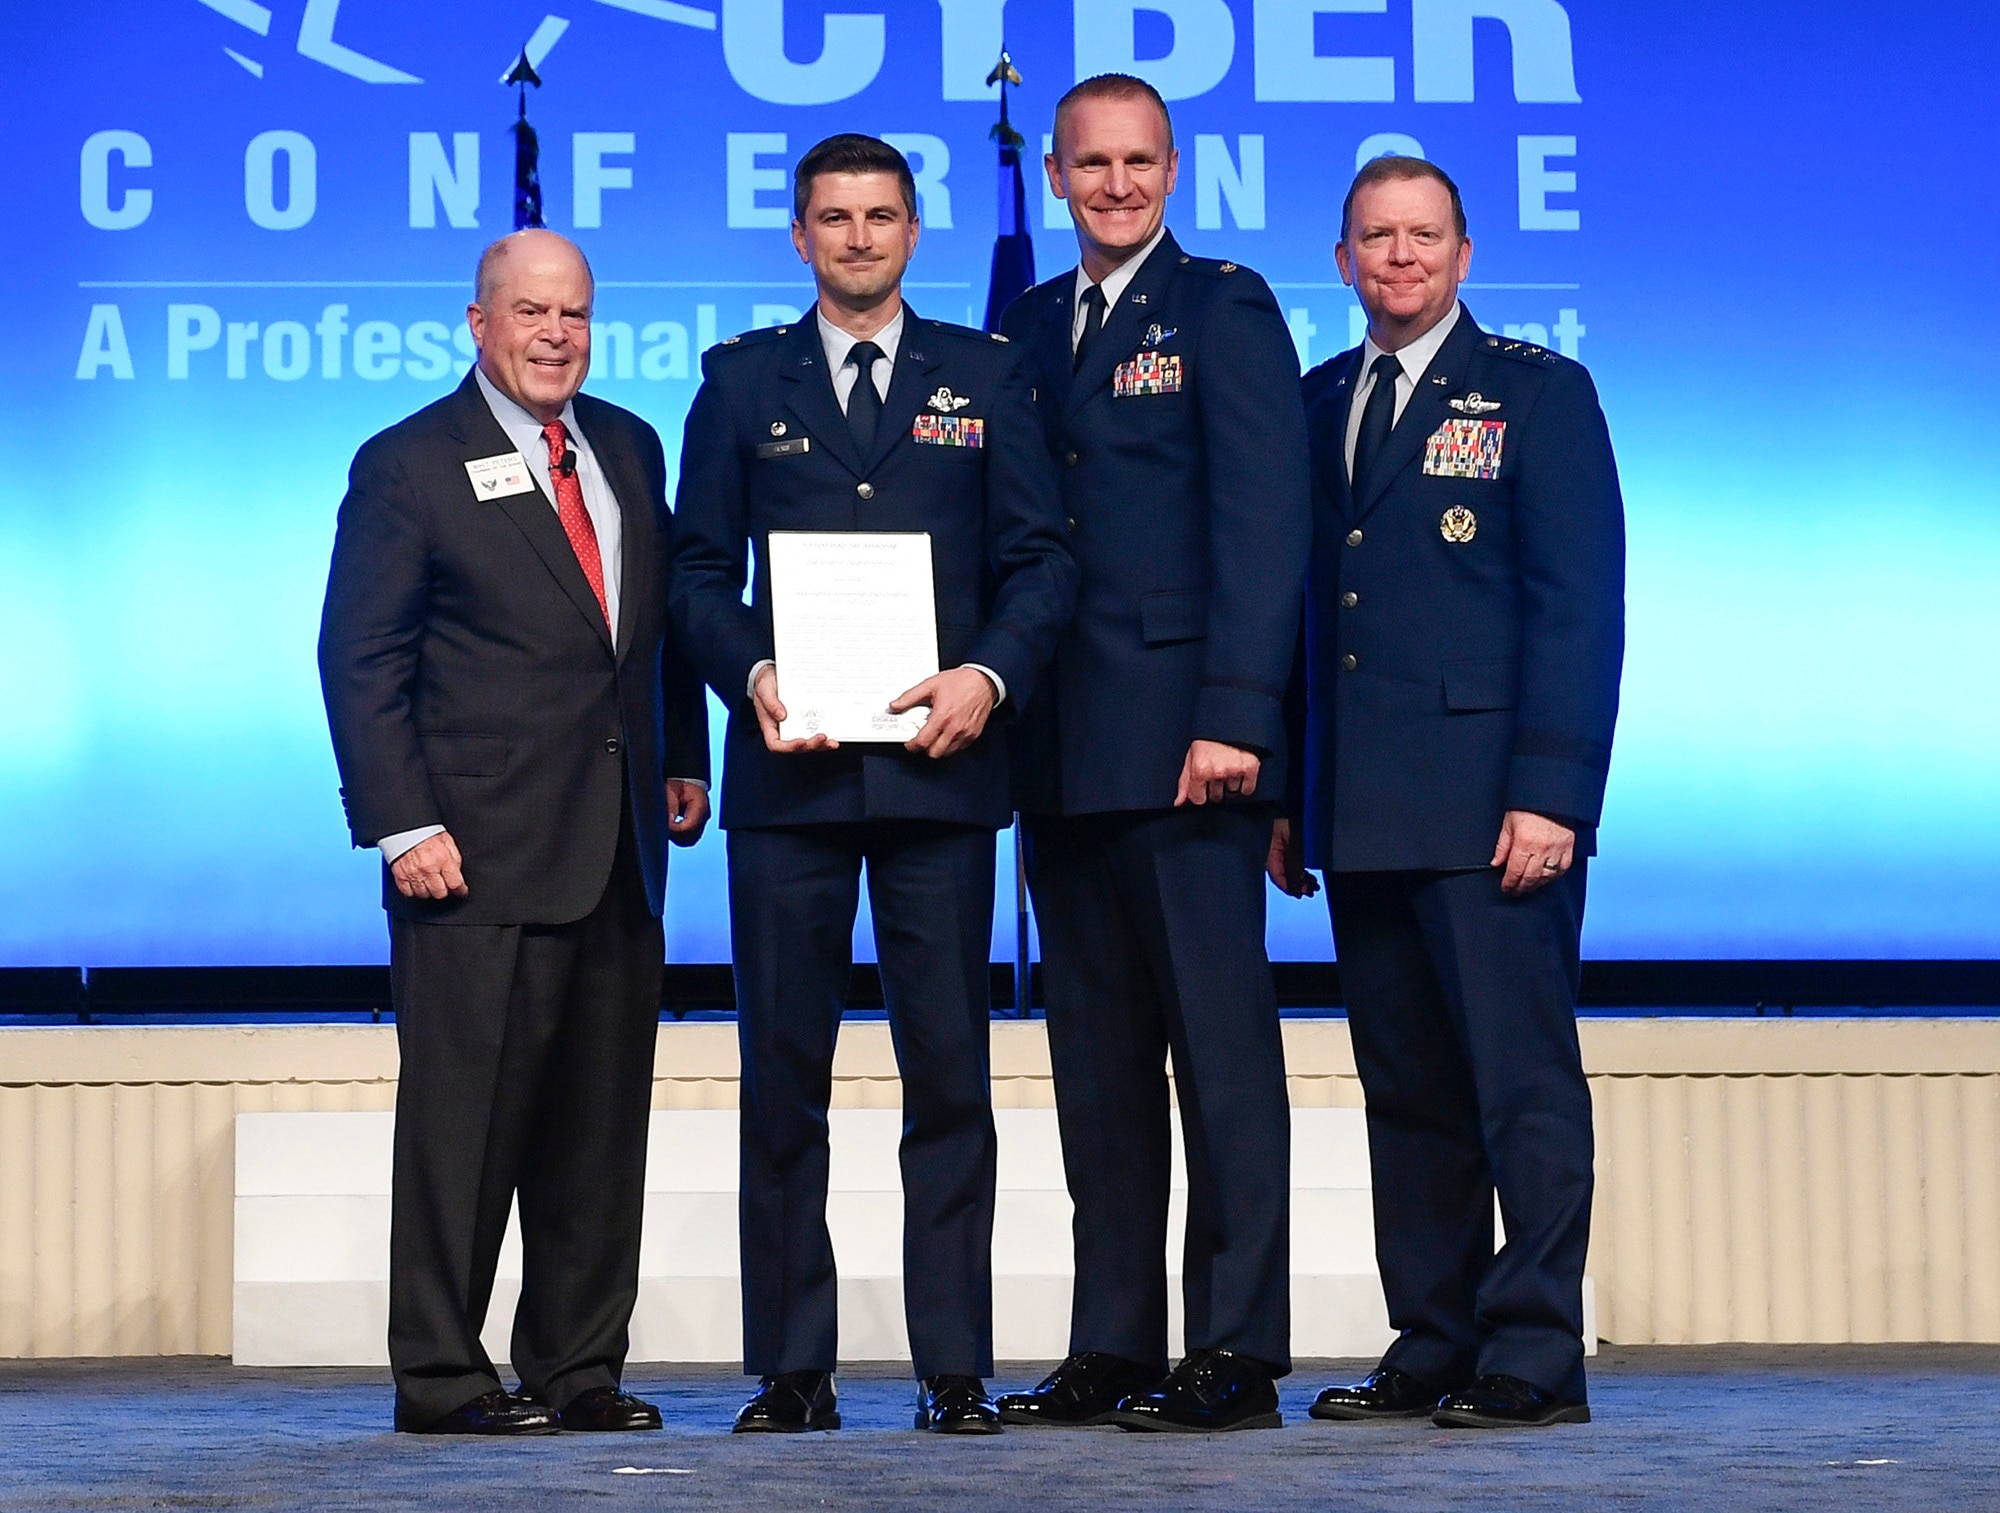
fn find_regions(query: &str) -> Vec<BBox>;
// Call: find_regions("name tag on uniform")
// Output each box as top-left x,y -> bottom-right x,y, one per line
911,414 -> 985,448
756,437 -> 812,460
1113,352 -> 1183,397
463,451 -> 535,499
1423,419 -> 1506,480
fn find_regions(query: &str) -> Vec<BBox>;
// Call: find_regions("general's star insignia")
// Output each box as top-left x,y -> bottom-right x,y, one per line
1448,392 -> 1502,415
926,386 -> 973,413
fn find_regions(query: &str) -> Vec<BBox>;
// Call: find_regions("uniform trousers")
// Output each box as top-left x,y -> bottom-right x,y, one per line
1024,804 -> 1292,1375
728,820 -> 999,1380
1327,861 -> 1593,1401
387,806 -> 662,1427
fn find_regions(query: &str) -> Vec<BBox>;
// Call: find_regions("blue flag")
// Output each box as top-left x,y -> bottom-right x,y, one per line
504,53 -> 544,231
982,52 -> 1035,332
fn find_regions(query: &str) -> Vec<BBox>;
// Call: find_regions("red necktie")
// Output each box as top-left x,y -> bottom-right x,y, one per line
541,420 -> 608,624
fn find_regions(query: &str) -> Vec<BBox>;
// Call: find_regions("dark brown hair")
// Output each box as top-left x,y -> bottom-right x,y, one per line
792,134 -> 917,223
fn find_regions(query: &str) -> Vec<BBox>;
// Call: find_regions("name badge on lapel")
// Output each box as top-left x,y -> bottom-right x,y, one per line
463,451 -> 535,499
1113,351 -> 1183,397
912,414 -> 985,448
756,437 -> 812,460
1422,418 -> 1506,480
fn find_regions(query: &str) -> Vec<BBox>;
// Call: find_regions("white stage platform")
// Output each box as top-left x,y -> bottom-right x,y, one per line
233,1106 -> 1594,1366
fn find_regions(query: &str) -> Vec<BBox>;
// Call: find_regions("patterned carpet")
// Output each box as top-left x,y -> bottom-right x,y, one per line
4,1348 -> 1997,1511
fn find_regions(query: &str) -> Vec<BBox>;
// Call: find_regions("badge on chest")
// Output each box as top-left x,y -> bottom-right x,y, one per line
1113,351 -> 1183,397
1422,418 -> 1506,480
911,413 -> 985,448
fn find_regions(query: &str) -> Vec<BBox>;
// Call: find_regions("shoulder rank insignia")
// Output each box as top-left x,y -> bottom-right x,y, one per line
990,332 -> 1010,342
1140,323 -> 1177,349
1448,392 -> 1502,415
926,386 -> 973,413
1218,262 -> 1237,273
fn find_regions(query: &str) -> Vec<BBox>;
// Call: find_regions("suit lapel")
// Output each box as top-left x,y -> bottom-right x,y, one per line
864,313 -> 946,474
444,375 -> 614,653
1033,287 -> 1074,406
1349,309 -> 1481,524
1314,349 -> 1364,519
1062,228 -> 1181,419
776,313 -> 865,477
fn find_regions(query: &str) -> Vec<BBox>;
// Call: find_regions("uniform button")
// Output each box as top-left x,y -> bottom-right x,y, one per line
1065,451 -> 1080,467
1346,528 -> 1363,547
1065,517 -> 1079,535
1340,653 -> 1358,671
1341,591 -> 1359,609
856,481 -> 875,500
604,737 -> 621,754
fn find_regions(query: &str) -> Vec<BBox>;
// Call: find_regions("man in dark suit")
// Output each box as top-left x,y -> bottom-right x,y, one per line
991,75 -> 1309,1434
1275,156 -> 1624,1429
318,229 -> 711,1435
670,135 -> 1075,1437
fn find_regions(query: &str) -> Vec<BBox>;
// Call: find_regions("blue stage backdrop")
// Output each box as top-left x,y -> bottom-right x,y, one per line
7,1 -> 1998,967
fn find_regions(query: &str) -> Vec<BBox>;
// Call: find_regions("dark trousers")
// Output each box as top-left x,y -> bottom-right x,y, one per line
1023,805 -> 1292,1375
386,814 -> 661,1427
728,820 -> 999,1380
1328,863 -> 1594,1401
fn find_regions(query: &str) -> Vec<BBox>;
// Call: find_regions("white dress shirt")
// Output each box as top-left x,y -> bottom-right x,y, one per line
747,304 -> 1006,710
1343,303 -> 1462,482
377,369 -> 698,864
1070,223 -> 1169,352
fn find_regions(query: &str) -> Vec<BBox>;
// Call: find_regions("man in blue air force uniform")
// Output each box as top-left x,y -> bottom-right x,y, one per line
993,75 -> 1310,1434
670,135 -> 1076,1437
1275,156 -> 1625,1430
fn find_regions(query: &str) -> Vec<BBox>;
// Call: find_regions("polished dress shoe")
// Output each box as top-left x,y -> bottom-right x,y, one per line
556,1387 -> 662,1432
401,1389 -> 559,1436
996,1353 -> 1164,1427
1309,1367 -> 1452,1421
733,1371 -> 840,1433
915,1375 -> 1003,1434
1432,1373 -> 1590,1428
1112,1349 -> 1281,1433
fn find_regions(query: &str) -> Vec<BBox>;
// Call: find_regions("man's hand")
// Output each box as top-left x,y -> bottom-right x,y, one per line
1175,740 -> 1261,807
752,664 -> 838,754
1266,816 -> 1319,898
666,780 -> 711,847
1492,810 -> 1576,897
391,831 -> 469,900
892,667 -> 997,760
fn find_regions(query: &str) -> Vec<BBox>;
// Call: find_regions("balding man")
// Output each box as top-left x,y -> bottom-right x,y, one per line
319,230 -> 712,1435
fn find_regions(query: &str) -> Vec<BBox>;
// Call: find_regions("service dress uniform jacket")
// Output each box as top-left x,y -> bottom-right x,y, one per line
318,371 -> 710,1428
998,231 -> 1309,1375
1296,305 -> 1624,1402
670,309 -> 1076,1381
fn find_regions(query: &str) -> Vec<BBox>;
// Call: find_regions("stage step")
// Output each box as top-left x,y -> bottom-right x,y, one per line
233,1107 -> 1595,1367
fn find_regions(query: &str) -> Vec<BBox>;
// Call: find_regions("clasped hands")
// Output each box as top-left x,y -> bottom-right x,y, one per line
752,664 -> 996,760
1265,810 -> 1577,900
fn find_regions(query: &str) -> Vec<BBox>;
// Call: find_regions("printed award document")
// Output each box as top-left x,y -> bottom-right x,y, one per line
767,530 -> 940,743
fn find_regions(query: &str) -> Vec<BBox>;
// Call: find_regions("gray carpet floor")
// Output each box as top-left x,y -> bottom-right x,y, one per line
3,1348 -> 1998,1511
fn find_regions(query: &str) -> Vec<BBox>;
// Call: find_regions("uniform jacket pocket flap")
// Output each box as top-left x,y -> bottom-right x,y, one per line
1140,589 -> 1208,645
420,733 -> 509,776
1442,659 -> 1518,712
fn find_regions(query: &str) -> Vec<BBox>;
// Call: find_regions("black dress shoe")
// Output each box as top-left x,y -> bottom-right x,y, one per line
401,1389 -> 559,1436
1309,1367 -> 1452,1421
915,1375 -> 1003,1435
1432,1373 -> 1590,1428
996,1353 -> 1165,1427
733,1371 -> 840,1433
1112,1349 -> 1282,1433
557,1387 -> 663,1432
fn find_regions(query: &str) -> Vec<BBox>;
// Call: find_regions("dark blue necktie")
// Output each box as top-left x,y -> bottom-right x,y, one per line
1072,284 -> 1107,374
1351,352 -> 1403,499
846,340 -> 884,454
